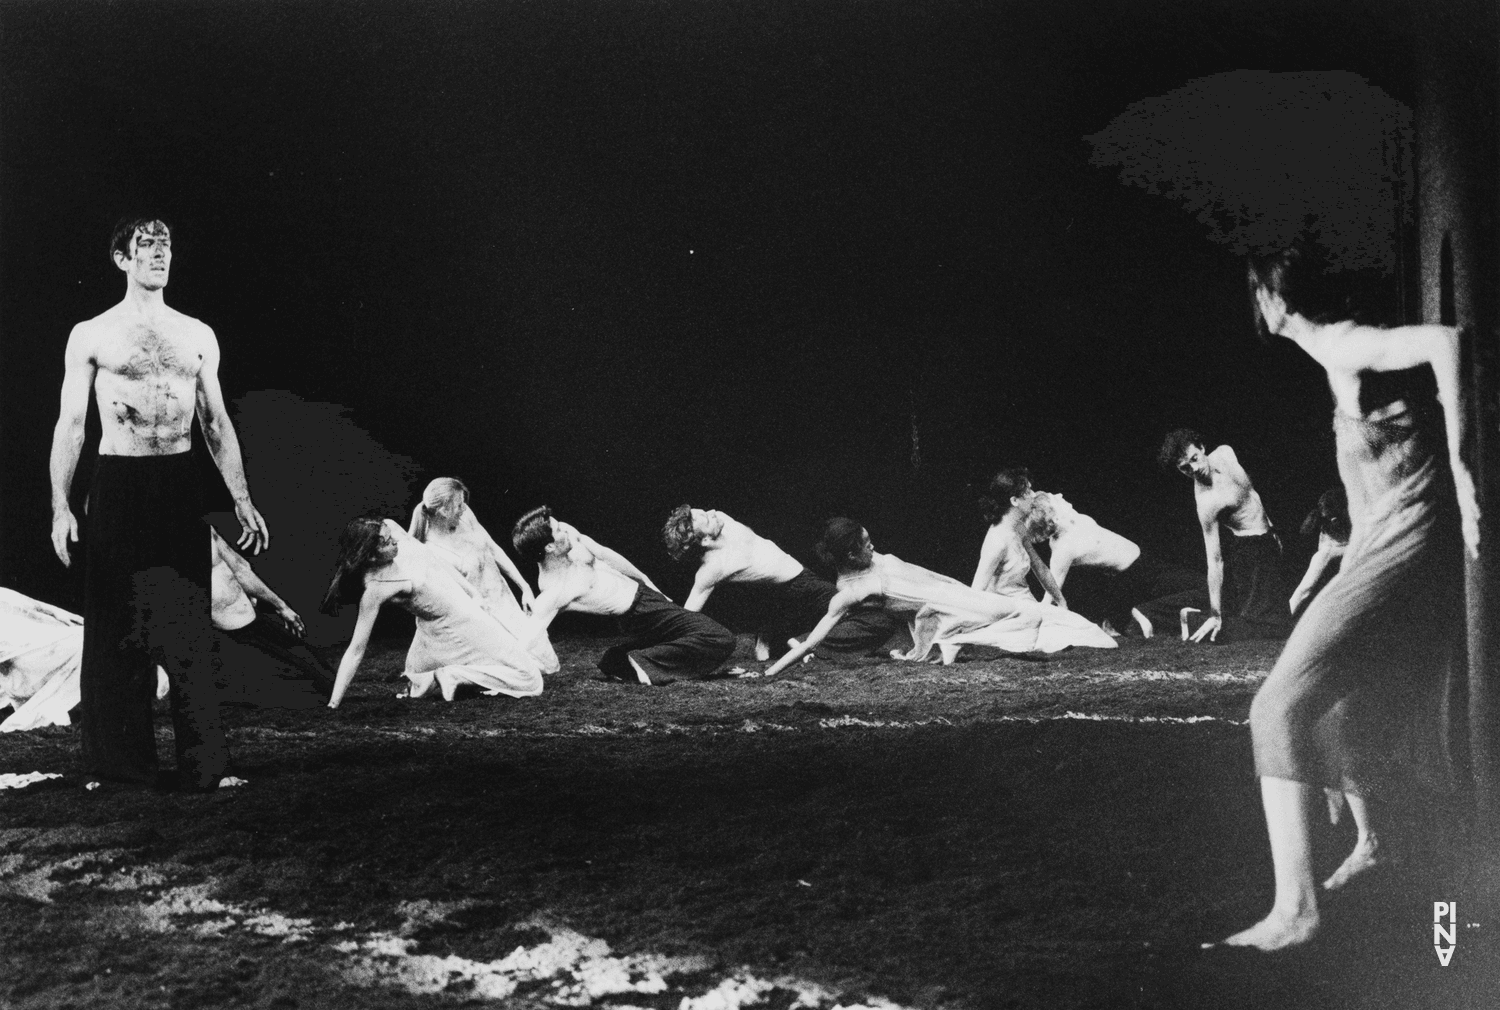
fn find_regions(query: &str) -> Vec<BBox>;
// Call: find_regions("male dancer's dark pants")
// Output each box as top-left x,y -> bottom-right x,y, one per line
599,586 -> 735,682
1221,531 -> 1291,641
81,452 -> 225,789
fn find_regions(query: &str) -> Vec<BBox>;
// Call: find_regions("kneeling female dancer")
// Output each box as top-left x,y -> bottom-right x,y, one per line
763,518 -> 1115,676
972,467 -> 1071,607
410,477 -> 540,626
319,517 -> 555,708
1217,247 -> 1480,951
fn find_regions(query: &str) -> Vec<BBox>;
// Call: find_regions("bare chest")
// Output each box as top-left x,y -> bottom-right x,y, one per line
97,322 -> 202,383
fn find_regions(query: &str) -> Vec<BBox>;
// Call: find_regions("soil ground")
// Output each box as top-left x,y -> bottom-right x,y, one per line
2,633 -> 1496,1010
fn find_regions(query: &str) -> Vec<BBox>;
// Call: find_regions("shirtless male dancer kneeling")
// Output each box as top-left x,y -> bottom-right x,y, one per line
663,506 -> 898,660
513,507 -> 735,684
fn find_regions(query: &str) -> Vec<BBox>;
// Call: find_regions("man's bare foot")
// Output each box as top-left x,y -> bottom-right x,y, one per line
1219,906 -> 1320,951
754,636 -> 771,662
1131,608 -> 1153,639
938,642 -> 961,665
1323,835 -> 1388,892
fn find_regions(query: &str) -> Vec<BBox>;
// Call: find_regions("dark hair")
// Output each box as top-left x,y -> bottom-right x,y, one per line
662,505 -> 703,563
319,515 -> 388,615
110,216 -> 171,263
511,506 -> 555,564
1247,244 -> 1392,340
978,467 -> 1032,524
1300,486 -> 1351,543
1157,429 -> 1204,474
814,517 -> 869,573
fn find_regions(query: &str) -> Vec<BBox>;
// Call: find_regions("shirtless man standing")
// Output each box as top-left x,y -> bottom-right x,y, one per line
513,507 -> 735,684
662,506 -> 898,660
1158,429 -> 1289,643
49,217 -> 269,790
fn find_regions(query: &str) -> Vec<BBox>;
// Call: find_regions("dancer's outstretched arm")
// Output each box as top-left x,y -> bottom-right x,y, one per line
481,528 -> 537,612
212,528 -> 304,635
1192,514 -> 1224,642
1026,542 -> 1067,608
1307,323 -> 1478,557
328,580 -> 401,708
1048,539 -> 1076,592
1288,534 -> 1342,614
575,533 -> 664,596
682,563 -> 722,612
763,589 -> 861,676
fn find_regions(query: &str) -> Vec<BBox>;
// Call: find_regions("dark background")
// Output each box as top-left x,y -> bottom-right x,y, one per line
0,0 -> 1460,634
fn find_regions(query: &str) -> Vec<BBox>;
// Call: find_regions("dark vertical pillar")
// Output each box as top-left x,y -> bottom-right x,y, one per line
1415,1 -> 1500,841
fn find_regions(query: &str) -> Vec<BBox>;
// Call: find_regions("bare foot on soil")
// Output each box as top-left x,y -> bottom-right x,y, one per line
1218,907 -> 1320,951
1323,835 -> 1389,892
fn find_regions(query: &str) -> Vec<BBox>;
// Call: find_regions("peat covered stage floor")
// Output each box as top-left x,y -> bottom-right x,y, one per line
1,635 -> 1494,1009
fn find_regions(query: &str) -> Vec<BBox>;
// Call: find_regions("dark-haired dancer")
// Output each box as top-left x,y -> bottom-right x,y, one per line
320,518 -> 552,708
1287,487 -> 1351,620
765,519 -> 1115,676
972,468 -> 1071,608
515,508 -> 734,684
49,217 -> 269,791
663,506 -> 899,660
1026,492 -> 1210,638
1216,247 -> 1479,951
1158,429 -> 1290,643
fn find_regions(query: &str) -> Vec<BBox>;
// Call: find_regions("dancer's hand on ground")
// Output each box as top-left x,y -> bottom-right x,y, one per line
280,606 -> 306,638
1453,467 -> 1481,559
51,508 -> 79,566
235,499 -> 271,554
1189,614 -> 1221,643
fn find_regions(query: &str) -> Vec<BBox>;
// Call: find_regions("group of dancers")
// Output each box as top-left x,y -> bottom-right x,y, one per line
19,218 -> 1485,955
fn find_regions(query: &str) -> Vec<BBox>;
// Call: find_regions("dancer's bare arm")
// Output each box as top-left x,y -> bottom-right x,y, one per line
196,331 -> 269,554
970,526 -> 1005,592
1026,541 -> 1067,608
528,577 -> 583,630
49,325 -> 95,567
328,580 -> 401,708
1193,510 -> 1224,642
764,589 -> 862,676
1048,537 -> 1075,592
682,563 -> 722,612
575,533 -> 663,596
212,528 -> 302,634
1288,535 -> 1342,615
481,529 -> 536,611
1305,323 -> 1478,556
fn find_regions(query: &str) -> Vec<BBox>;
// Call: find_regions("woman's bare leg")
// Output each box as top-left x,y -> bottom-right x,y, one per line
1322,793 -> 1387,891
1222,776 -> 1322,950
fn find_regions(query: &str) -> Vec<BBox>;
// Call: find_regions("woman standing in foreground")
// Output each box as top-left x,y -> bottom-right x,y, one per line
1220,247 -> 1481,951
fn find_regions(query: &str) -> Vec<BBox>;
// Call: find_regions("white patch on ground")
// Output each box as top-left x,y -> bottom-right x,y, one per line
1029,711 -> 1249,726
77,862 -> 914,1008
0,771 -> 62,790
0,848 -> 137,903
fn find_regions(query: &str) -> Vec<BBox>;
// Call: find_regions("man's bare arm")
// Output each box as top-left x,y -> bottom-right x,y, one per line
482,530 -> 537,610
1194,510 -> 1225,642
683,564 -> 722,612
576,533 -> 663,595
49,325 -> 96,567
212,528 -> 302,633
195,329 -> 269,553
